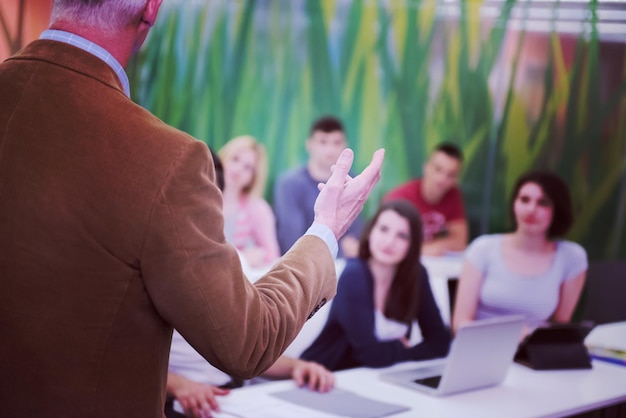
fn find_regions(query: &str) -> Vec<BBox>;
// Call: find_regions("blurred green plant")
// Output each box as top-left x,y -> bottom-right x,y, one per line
128,0 -> 626,259
488,0 -> 626,259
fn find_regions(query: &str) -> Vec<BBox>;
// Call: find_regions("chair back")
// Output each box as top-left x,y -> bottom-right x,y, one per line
576,260 -> 626,324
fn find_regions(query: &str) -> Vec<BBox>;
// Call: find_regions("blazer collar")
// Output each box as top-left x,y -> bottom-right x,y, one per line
8,40 -> 129,98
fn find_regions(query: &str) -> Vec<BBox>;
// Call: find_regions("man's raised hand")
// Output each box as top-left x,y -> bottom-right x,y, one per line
314,148 -> 385,239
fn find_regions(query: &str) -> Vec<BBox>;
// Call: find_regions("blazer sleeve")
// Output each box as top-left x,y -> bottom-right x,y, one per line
140,141 -> 336,379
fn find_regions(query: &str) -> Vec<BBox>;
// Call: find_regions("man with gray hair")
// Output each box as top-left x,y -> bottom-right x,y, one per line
0,1 -> 384,416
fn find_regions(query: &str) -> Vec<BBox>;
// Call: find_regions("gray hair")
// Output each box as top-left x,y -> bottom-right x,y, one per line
51,0 -> 148,31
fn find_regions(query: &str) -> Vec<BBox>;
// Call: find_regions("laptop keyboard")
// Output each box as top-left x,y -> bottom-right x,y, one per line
414,375 -> 442,389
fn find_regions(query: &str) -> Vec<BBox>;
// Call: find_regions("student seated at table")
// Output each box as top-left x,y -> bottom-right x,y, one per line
165,330 -> 334,418
384,142 -> 467,256
300,200 -> 451,371
452,170 -> 588,337
273,115 -> 363,258
218,135 -> 280,268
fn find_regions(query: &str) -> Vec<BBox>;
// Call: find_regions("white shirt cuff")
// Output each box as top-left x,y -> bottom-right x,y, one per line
305,223 -> 338,259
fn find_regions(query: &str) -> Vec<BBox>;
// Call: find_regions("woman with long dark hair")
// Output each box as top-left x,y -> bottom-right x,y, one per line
452,170 -> 587,337
301,200 -> 451,371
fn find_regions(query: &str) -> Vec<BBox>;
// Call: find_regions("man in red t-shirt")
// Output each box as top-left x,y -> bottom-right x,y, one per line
384,143 -> 467,256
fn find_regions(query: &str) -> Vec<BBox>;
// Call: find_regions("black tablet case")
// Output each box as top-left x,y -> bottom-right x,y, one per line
514,322 -> 595,370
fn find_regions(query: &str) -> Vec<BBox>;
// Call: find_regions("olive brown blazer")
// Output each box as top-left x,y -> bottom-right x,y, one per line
0,40 -> 336,417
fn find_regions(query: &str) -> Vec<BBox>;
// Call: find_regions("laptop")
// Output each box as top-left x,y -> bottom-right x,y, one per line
380,315 -> 525,396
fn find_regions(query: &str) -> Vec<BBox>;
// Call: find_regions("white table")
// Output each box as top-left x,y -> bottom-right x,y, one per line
211,357 -> 626,418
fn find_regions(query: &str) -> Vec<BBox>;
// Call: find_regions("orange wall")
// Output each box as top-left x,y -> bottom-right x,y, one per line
0,0 -> 52,61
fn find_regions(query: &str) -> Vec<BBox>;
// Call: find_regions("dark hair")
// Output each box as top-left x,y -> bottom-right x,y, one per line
509,170 -> 574,239
358,200 -> 425,324
433,142 -> 463,163
309,116 -> 345,136
209,147 -> 225,191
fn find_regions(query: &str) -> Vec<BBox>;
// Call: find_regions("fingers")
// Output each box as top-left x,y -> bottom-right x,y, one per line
180,385 -> 230,418
325,148 -> 354,188
205,386 -> 230,412
309,365 -> 335,393
345,148 -> 384,208
317,174 -> 352,192
292,366 -> 306,387
213,387 -> 231,396
307,372 -> 333,393
319,370 -> 335,392
194,403 -> 210,418
294,362 -> 335,393
183,400 -> 206,418
355,148 -> 384,187
313,148 -> 385,238
184,398 -> 214,418
367,148 -> 385,174
204,395 -> 219,413
319,148 -> 384,192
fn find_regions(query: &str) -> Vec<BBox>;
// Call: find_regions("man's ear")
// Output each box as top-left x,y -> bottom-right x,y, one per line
141,0 -> 163,27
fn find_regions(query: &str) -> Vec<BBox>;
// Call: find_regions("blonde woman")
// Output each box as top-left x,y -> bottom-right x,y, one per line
218,136 -> 280,268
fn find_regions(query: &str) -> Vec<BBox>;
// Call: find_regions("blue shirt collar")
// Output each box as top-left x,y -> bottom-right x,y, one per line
40,29 -> 131,98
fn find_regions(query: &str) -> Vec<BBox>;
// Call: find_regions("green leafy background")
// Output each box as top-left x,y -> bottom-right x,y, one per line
128,0 -> 626,260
